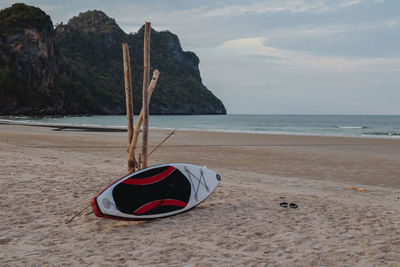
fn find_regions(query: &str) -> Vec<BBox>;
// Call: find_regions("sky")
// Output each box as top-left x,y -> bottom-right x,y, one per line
1,0 -> 400,115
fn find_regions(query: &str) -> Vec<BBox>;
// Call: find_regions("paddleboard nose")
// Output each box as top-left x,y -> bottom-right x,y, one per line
90,197 -> 102,218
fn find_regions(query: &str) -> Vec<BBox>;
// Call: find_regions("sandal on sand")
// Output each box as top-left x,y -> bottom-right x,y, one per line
280,202 -> 299,208
279,202 -> 288,208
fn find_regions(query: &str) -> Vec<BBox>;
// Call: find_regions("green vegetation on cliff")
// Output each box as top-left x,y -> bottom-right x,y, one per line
0,3 -> 51,36
55,10 -> 128,114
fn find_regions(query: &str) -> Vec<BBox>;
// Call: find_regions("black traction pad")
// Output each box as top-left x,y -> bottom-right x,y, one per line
112,166 -> 191,215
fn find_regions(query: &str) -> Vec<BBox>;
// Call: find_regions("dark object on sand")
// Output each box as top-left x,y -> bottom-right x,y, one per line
279,202 -> 298,209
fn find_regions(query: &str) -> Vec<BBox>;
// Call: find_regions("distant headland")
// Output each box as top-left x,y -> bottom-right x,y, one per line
0,3 -> 226,115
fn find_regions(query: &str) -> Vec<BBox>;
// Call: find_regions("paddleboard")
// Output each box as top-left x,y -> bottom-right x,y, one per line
91,163 -> 221,220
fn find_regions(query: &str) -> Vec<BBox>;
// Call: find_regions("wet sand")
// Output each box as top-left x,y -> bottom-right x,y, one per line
1,123 -> 399,266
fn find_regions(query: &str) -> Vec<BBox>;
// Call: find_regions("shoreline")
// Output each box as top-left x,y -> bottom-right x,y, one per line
1,123 -> 400,187
1,123 -> 400,265
0,119 -> 127,132
1,118 -> 399,140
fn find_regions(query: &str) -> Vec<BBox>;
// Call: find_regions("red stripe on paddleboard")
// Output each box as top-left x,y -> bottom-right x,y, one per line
134,199 -> 187,214
91,197 -> 102,218
122,166 -> 176,185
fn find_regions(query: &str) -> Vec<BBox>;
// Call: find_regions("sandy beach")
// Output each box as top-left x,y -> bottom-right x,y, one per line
1,123 -> 400,266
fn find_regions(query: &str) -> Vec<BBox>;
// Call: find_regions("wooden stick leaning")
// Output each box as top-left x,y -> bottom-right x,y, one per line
128,69 -> 159,173
142,22 -> 151,169
135,129 -> 176,169
65,203 -> 91,224
147,129 -> 176,157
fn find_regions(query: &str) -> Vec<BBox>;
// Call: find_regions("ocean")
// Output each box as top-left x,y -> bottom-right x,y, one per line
2,114 -> 400,138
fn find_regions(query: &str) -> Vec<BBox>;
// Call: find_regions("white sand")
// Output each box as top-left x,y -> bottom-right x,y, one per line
1,124 -> 400,266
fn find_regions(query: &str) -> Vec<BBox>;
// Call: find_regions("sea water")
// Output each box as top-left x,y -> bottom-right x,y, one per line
3,114 -> 400,138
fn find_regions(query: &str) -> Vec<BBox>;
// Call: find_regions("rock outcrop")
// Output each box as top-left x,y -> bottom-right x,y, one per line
0,3 -> 64,115
0,4 -> 226,115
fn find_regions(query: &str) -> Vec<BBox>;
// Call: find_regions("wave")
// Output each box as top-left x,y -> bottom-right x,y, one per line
363,132 -> 400,137
337,125 -> 367,129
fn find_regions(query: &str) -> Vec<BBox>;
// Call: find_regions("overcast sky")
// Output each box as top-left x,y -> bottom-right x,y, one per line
2,0 -> 400,114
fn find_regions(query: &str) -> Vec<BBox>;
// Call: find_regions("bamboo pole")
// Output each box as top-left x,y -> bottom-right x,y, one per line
122,43 -> 134,146
122,43 -> 136,171
141,22 -> 151,169
128,69 -> 159,173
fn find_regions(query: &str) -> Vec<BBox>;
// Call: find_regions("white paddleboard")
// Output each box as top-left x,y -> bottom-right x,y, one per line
91,163 -> 221,220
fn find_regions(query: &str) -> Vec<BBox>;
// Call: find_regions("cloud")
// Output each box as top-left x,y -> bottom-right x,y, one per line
99,0 -> 365,28
385,17 -> 400,27
218,37 -> 400,72
202,0 -> 362,17
108,3 -> 205,25
260,24 -> 352,42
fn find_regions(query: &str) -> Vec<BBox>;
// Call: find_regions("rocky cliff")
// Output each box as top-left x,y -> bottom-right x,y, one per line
0,4 -> 226,115
0,3 -> 64,115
